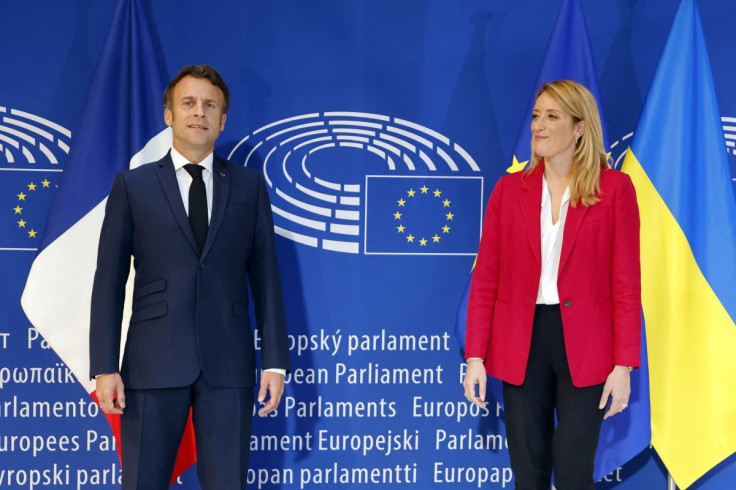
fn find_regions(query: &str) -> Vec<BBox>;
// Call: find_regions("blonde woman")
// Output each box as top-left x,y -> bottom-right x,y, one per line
462,80 -> 641,489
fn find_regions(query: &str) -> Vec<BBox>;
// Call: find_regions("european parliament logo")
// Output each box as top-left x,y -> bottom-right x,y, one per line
229,112 -> 483,255
0,106 -> 68,250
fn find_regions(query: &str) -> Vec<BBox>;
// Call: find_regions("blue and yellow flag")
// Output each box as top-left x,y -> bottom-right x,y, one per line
621,0 -> 736,487
456,0 -> 650,481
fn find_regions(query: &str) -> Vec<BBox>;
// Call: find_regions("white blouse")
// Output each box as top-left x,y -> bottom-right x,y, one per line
536,176 -> 570,305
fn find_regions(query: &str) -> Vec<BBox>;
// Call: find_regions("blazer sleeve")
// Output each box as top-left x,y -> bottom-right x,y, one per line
89,172 -> 133,378
465,176 -> 505,360
247,173 -> 291,373
610,173 -> 642,368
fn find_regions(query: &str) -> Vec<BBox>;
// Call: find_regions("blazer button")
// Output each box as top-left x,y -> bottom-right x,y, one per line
564,300 -> 572,307
200,263 -> 207,270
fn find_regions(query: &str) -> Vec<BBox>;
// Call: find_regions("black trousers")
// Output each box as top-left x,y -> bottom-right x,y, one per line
503,304 -> 604,490
121,372 -> 254,490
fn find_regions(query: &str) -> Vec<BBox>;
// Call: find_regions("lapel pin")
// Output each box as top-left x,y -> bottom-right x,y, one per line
220,172 -> 226,178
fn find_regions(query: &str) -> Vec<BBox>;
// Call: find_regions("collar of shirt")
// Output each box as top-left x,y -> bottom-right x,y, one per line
170,147 -> 214,222
540,175 -> 571,226
170,146 -> 214,176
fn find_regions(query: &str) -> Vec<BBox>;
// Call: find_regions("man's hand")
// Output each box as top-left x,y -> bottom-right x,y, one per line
599,365 -> 631,419
462,361 -> 488,409
258,370 -> 285,416
96,373 -> 126,414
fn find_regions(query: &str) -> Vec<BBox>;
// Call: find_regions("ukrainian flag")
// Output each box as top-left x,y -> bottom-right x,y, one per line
621,0 -> 736,487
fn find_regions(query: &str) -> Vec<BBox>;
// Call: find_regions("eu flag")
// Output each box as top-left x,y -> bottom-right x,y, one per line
506,0 -> 609,174
1,172 -> 60,249
365,175 -> 482,255
455,0 -> 650,482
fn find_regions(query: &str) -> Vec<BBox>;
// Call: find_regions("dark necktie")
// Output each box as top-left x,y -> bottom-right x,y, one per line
183,164 -> 208,252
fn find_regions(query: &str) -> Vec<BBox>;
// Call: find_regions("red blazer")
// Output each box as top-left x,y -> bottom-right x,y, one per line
465,163 -> 641,387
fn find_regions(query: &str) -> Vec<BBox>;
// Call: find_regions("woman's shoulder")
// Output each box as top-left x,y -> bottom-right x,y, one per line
599,167 -> 637,206
490,170 -> 526,199
498,165 -> 541,187
600,167 -> 634,189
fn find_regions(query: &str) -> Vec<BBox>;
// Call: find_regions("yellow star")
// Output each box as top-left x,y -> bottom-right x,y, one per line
407,189 -> 416,197
41,179 -> 51,188
17,219 -> 27,228
442,199 -> 451,207
419,238 -> 428,246
420,185 -> 429,194
433,189 -> 442,197
397,224 -> 405,233
27,182 -> 37,191
17,192 -> 27,201
446,212 -> 454,220
393,211 -> 402,220
442,225 -> 451,233
397,198 -> 406,207
28,229 -> 37,238
406,234 -> 415,243
506,154 -> 528,174
432,234 -> 441,243
13,206 -> 22,214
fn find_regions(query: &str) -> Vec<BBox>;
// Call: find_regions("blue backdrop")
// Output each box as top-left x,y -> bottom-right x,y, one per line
1,1 -> 735,488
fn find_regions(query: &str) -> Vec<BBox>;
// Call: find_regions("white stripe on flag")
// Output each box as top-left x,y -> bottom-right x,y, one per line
21,128 -> 172,393
130,127 -> 172,170
22,200 -> 110,394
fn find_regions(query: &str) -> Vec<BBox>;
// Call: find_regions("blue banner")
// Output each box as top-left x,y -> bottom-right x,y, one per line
2,1 -> 736,489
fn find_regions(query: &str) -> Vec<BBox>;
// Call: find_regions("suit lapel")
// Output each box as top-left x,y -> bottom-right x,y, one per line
520,165 -> 543,267
201,156 -> 230,260
518,161 -> 592,275
559,197 -> 589,274
156,153 -> 200,254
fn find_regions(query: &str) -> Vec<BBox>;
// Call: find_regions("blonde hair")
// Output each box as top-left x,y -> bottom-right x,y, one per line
528,80 -> 610,207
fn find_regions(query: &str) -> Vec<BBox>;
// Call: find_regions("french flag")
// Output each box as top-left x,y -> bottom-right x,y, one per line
21,0 -> 196,483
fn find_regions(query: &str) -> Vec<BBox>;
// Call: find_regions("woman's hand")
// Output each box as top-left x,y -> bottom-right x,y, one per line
599,365 -> 631,419
462,360 -> 488,408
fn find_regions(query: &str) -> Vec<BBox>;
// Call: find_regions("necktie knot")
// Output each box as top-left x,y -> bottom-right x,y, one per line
184,163 -> 204,179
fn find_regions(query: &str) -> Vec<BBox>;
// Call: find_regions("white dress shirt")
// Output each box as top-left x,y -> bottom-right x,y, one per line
536,176 -> 570,305
170,147 -> 214,223
169,147 -> 286,378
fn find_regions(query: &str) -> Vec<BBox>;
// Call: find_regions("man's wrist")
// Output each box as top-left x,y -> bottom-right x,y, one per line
264,368 -> 286,376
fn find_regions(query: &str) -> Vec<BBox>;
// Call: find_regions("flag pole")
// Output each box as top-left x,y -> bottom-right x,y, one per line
667,474 -> 677,490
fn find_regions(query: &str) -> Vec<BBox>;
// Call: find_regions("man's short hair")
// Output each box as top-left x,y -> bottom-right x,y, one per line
163,65 -> 230,114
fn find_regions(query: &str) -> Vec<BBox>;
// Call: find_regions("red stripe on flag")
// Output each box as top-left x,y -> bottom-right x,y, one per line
90,390 -> 198,484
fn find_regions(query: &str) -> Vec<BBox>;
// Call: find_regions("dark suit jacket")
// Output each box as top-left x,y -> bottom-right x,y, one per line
89,152 -> 290,390
465,163 -> 641,388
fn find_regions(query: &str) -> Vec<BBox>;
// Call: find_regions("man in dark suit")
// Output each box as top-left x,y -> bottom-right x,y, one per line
89,65 -> 290,489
